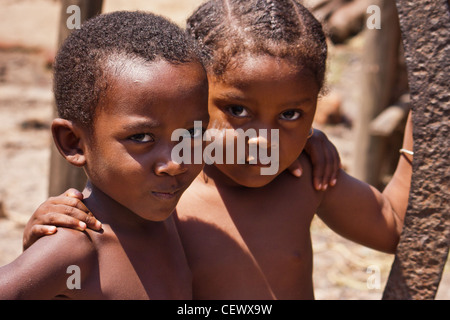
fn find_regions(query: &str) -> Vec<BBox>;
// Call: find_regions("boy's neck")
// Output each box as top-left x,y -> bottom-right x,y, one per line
82,181 -> 159,233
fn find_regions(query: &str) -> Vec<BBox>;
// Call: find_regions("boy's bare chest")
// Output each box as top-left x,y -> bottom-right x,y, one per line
73,225 -> 192,300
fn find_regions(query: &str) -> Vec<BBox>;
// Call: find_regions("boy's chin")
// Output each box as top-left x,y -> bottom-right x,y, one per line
135,208 -> 175,222
132,200 -> 179,222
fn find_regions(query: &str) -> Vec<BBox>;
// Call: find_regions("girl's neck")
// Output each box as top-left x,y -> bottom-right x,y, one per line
200,165 -> 244,189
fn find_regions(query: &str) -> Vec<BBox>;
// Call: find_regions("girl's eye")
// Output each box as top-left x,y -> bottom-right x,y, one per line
279,110 -> 302,121
227,105 -> 249,118
187,127 -> 205,139
129,133 -> 154,143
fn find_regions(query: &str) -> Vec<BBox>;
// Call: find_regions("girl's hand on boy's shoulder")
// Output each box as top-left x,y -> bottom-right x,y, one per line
22,188 -> 102,250
288,128 -> 341,191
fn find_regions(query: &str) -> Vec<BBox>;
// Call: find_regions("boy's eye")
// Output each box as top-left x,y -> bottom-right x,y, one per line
129,133 -> 154,143
279,110 -> 302,121
227,105 -> 249,118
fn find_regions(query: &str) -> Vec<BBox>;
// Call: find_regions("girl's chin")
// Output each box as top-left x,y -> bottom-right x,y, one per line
212,163 -> 286,188
229,170 -> 281,188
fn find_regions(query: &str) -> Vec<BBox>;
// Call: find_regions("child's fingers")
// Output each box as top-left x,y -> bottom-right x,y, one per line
64,188 -> 84,200
54,204 -> 102,231
31,224 -> 57,236
319,147 -> 335,191
329,147 -> 341,187
23,225 -> 57,250
50,195 -> 90,214
310,145 -> 326,191
287,159 -> 303,177
44,211 -> 89,231
48,196 -> 102,230
82,213 -> 102,230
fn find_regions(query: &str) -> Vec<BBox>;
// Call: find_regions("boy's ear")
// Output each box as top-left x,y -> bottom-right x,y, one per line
51,118 -> 87,167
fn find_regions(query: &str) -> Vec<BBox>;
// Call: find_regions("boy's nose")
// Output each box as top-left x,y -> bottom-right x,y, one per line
154,158 -> 188,177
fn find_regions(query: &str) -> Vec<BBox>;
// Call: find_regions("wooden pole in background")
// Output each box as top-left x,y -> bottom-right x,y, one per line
48,0 -> 103,196
353,0 -> 401,189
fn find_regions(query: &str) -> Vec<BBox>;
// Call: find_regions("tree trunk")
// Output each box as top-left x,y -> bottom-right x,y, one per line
48,0 -> 103,196
382,0 -> 450,300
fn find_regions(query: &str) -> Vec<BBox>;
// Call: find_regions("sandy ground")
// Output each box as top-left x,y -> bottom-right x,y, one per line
0,0 -> 448,300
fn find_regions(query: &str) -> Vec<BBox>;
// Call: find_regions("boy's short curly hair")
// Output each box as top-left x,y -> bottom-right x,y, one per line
186,0 -> 327,91
54,11 -> 201,129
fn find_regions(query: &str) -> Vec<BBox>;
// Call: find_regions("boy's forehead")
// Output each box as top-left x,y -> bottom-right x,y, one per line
102,54 -> 207,95
104,54 -> 161,83
96,54 -> 208,120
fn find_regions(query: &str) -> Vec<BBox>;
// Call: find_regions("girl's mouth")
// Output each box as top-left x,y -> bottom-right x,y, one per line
245,155 -> 272,167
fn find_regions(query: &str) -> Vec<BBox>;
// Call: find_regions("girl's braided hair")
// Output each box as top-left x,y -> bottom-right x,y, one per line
187,0 -> 327,90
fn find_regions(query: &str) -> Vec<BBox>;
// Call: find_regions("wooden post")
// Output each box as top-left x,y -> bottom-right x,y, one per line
48,0 -> 103,196
353,0 -> 401,189
382,0 -> 450,299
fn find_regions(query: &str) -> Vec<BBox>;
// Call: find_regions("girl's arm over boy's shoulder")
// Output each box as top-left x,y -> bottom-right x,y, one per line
0,227 -> 96,299
290,128 -> 341,191
22,189 -> 102,250
22,128 -> 341,249
316,112 -> 413,253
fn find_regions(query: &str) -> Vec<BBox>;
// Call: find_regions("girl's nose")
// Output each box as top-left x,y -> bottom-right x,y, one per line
246,134 -> 273,163
248,135 -> 270,150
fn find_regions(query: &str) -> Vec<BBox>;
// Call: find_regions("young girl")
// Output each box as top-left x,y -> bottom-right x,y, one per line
22,0 -> 412,299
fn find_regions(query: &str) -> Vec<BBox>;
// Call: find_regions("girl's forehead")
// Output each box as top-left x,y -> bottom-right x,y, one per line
211,54 -> 315,88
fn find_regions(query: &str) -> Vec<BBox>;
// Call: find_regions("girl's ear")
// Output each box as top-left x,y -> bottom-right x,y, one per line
51,118 -> 87,167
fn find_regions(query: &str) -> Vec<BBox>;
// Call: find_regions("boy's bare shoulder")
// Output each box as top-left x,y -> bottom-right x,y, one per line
51,227 -> 97,259
28,227 -> 98,278
278,153 -> 316,189
21,227 -> 98,268
0,227 -> 97,299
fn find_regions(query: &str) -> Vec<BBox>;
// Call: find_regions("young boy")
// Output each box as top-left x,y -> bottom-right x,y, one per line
21,0 -> 413,300
0,11 -> 210,299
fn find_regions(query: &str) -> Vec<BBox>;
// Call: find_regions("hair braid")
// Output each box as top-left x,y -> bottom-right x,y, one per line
187,0 -> 327,90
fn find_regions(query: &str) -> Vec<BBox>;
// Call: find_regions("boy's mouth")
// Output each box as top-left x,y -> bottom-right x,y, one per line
151,189 -> 181,200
